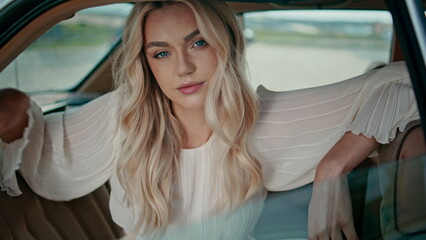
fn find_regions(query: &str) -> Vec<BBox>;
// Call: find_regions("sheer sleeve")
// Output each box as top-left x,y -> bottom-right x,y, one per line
0,90 -> 122,200
344,62 -> 418,143
250,61 -> 419,192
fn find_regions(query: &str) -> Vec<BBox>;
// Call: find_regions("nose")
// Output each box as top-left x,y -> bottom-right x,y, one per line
176,52 -> 195,77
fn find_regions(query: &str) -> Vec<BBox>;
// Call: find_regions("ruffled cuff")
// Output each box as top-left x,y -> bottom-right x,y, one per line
0,101 -> 41,196
345,63 -> 419,144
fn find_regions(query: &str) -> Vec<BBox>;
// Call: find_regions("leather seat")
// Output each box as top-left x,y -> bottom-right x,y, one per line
0,173 -> 124,240
376,120 -> 426,239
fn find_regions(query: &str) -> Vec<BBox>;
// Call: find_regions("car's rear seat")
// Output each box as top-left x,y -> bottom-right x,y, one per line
0,173 -> 124,240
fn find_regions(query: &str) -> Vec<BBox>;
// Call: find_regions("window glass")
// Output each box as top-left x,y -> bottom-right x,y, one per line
243,10 -> 393,91
0,0 -> 13,10
0,4 -> 132,92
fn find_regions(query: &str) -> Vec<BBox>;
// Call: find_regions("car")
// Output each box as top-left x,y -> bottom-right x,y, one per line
0,0 -> 425,239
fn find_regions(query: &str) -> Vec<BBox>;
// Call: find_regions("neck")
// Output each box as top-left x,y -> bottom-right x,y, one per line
173,107 -> 212,149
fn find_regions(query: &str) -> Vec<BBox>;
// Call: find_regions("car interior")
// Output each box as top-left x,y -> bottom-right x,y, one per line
0,0 -> 425,239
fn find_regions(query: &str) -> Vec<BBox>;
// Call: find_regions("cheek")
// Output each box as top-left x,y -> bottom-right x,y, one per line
147,59 -> 167,86
153,74 -> 170,97
153,76 -> 173,102
204,50 -> 219,76
146,58 -> 160,79
145,60 -> 170,100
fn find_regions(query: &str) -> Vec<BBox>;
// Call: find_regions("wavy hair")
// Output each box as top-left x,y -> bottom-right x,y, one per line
112,0 -> 262,237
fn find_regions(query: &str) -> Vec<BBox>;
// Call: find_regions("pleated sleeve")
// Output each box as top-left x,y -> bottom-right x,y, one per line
250,61 -> 419,192
344,63 -> 419,143
0,89 -> 122,201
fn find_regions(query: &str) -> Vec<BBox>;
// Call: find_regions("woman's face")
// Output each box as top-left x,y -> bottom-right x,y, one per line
144,3 -> 218,114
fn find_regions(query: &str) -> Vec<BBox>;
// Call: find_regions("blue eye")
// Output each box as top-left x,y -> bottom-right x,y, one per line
154,51 -> 170,59
193,40 -> 207,47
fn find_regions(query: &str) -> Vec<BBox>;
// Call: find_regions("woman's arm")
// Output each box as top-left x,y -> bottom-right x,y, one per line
0,88 -> 120,200
0,89 -> 29,143
252,62 -> 419,239
308,132 -> 379,240
314,132 -> 380,182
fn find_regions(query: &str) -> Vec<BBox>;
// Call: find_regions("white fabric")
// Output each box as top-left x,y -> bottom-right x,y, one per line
109,134 -> 266,239
251,61 -> 418,191
0,61 -> 419,239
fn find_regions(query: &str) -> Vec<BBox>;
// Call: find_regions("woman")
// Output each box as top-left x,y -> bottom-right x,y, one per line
0,0 -> 421,239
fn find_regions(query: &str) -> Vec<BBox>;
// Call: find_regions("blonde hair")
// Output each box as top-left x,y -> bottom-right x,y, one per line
112,0 -> 262,237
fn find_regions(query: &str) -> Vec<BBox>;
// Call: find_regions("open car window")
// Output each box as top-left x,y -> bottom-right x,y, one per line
243,10 -> 393,91
0,3 -> 132,93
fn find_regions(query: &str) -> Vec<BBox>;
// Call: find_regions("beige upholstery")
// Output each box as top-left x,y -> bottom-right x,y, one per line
377,120 -> 426,237
0,173 -> 124,240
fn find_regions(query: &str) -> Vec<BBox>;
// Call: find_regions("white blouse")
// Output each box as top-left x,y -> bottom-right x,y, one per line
0,61 -> 419,239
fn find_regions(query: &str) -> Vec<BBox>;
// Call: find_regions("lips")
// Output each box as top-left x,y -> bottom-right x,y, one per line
177,82 -> 205,94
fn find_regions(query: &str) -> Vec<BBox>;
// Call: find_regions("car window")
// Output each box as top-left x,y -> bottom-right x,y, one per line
243,10 -> 393,91
0,3 -> 132,92
0,0 -> 13,10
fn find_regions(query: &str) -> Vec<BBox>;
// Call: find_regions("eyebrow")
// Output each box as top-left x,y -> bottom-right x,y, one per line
184,29 -> 200,42
145,29 -> 201,50
145,41 -> 169,49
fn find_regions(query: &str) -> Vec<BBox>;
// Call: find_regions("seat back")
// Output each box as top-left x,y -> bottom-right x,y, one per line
0,173 -> 124,240
377,120 -> 426,238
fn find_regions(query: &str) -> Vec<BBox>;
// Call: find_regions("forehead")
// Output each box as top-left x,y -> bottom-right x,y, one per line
144,3 -> 198,41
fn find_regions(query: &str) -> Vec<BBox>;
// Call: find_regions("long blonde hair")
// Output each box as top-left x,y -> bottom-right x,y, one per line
112,0 -> 262,237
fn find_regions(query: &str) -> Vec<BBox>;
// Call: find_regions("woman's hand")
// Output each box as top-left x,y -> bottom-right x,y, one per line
308,176 -> 357,240
0,88 -> 30,143
308,131 -> 380,240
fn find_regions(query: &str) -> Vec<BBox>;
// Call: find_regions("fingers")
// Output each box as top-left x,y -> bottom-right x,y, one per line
308,176 -> 359,240
330,229 -> 344,240
308,213 -> 359,240
308,230 -> 342,240
342,222 -> 359,240
310,229 -> 357,240
308,232 -> 326,240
